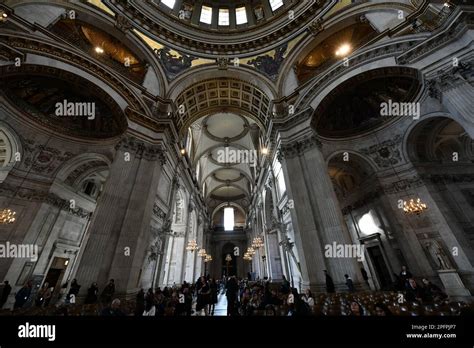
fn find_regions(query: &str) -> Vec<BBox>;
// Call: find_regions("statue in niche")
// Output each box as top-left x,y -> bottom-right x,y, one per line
423,240 -> 453,270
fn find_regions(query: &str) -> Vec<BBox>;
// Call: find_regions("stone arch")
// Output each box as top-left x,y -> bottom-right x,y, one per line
277,0 -> 417,96
0,121 -> 23,183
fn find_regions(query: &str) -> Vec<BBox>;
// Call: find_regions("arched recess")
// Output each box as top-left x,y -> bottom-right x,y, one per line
0,122 -> 22,183
55,153 -> 112,201
8,0 -> 167,95
0,64 -> 130,142
404,115 -> 474,270
311,66 -> 422,139
277,1 -> 417,96
327,151 -> 401,290
222,242 -> 238,277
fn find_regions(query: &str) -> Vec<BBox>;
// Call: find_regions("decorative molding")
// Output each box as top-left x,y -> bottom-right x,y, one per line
115,135 -> 166,164
396,11 -> 473,65
115,15 -> 133,32
359,134 -> 403,168
19,136 -> 75,176
0,183 -> 91,218
381,175 -> 425,194
420,173 -> 474,184
426,61 -> 473,101
217,57 -> 229,70
152,202 -> 167,221
279,134 -> 322,159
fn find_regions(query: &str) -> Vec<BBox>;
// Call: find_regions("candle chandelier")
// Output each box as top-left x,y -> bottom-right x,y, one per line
403,198 -> 428,215
243,252 -> 253,261
247,246 -> 256,256
0,208 -> 16,224
252,236 -> 264,249
204,254 -> 212,262
225,253 -> 232,262
197,248 -> 207,257
185,239 -> 198,252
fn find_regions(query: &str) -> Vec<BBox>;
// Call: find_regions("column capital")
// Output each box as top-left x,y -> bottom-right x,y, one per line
427,61 -> 473,99
115,135 -> 167,164
278,133 -> 322,160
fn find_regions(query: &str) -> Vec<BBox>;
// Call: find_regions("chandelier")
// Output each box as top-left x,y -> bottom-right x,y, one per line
252,236 -> 264,249
198,248 -> 207,257
243,252 -> 252,261
247,246 -> 256,256
186,239 -> 198,252
403,198 -> 428,215
225,253 -> 232,262
0,209 -> 16,224
204,254 -> 213,262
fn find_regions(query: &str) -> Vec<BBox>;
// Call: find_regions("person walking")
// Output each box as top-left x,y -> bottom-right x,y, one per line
324,270 -> 335,293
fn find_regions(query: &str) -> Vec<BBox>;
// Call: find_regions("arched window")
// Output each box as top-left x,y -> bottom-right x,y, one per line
0,126 -> 21,183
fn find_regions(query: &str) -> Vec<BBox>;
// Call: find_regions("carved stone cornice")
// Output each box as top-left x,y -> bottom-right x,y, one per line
115,136 -> 166,164
420,173 -> 474,184
278,134 -> 322,160
0,34 -> 147,114
381,175 -> 425,194
396,11 -> 473,65
105,0 -> 326,58
115,15 -> 133,32
426,61 -> 473,100
0,184 -> 91,218
341,190 -> 382,215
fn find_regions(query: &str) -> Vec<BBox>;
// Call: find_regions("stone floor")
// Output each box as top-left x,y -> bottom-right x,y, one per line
213,293 -> 227,316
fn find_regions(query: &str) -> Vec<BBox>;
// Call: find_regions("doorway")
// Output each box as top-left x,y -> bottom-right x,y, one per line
44,257 -> 69,303
367,246 -> 391,290
221,243 -> 237,277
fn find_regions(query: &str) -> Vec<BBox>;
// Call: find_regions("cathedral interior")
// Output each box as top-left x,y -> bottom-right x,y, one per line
0,0 -> 474,322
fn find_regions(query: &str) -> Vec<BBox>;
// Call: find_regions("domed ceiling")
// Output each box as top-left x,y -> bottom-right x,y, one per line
105,0 -> 330,57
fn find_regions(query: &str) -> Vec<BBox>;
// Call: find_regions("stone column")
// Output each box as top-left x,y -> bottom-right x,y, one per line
428,63 -> 474,138
278,126 -> 361,291
75,134 -> 166,296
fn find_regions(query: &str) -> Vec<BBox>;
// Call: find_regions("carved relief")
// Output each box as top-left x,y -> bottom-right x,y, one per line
359,134 -> 403,168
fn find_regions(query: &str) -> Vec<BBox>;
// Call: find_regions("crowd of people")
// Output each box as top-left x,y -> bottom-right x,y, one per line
0,265 -> 471,316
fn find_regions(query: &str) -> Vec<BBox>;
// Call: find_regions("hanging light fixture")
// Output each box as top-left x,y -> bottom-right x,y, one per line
0,208 -> 16,224
403,198 -> 428,215
243,252 -> 252,261
252,236 -> 264,249
186,239 -> 198,252
198,248 -> 207,257
225,253 -> 232,262
204,254 -> 213,262
247,246 -> 256,256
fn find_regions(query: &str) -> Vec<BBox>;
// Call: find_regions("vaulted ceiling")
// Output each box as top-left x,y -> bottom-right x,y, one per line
188,112 -> 264,228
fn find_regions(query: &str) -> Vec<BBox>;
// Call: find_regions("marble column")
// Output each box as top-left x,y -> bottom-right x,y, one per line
278,127 -> 361,291
75,134 -> 166,296
428,64 -> 474,138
